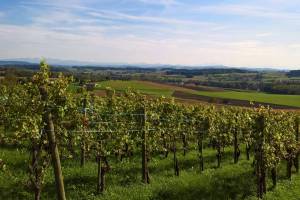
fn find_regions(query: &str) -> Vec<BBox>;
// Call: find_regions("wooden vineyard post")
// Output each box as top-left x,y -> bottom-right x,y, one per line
217,144 -> 221,168
182,133 -> 188,156
198,130 -> 204,172
286,118 -> 298,180
173,132 -> 179,176
286,116 -> 299,180
233,115 -> 240,164
140,106 -> 150,184
294,117 -> 300,173
81,97 -> 87,167
40,86 -> 66,200
233,129 -> 240,164
163,134 -> 169,158
255,115 -> 266,199
97,140 -> 102,194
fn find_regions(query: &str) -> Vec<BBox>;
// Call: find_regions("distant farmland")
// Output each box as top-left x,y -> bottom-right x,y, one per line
192,90 -> 300,108
95,80 -> 300,108
96,80 -> 175,97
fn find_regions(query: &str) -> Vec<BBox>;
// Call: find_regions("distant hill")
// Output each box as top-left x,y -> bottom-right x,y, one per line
0,61 -> 35,66
287,70 -> 300,77
0,58 -> 293,72
164,68 -> 250,77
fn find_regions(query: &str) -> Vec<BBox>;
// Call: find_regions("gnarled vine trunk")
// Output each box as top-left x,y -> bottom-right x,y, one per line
173,135 -> 179,176
287,157 -> 293,180
271,167 -> 277,187
217,144 -> 222,168
197,131 -> 204,171
233,132 -> 240,164
30,144 -> 42,200
182,133 -> 188,156
246,143 -> 251,161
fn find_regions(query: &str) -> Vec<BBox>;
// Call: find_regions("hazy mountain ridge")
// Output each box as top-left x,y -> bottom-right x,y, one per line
0,58 -> 292,72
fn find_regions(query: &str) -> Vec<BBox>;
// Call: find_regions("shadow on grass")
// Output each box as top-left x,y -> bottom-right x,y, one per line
151,166 -> 256,200
0,184 -> 32,200
113,149 -> 235,177
38,175 -> 99,199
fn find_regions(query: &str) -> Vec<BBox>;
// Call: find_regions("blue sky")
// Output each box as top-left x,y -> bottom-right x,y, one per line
0,0 -> 300,68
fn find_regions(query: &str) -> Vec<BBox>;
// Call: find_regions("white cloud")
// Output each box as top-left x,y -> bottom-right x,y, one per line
0,24 -> 299,69
21,1 -> 215,29
289,44 -> 300,49
194,4 -> 300,21
256,32 -> 273,37
138,0 -> 179,6
87,10 -> 214,27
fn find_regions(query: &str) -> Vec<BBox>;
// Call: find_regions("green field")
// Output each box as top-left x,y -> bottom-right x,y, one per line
96,80 -> 300,108
2,146 -> 300,200
192,90 -> 300,108
96,80 -> 174,97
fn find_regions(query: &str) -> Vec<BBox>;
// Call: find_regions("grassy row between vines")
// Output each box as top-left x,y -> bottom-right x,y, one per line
1,145 -> 299,200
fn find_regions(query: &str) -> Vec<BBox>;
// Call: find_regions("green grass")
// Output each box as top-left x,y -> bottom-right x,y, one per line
1,145 -> 300,200
96,80 -> 174,97
67,83 -> 81,93
192,90 -> 300,108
